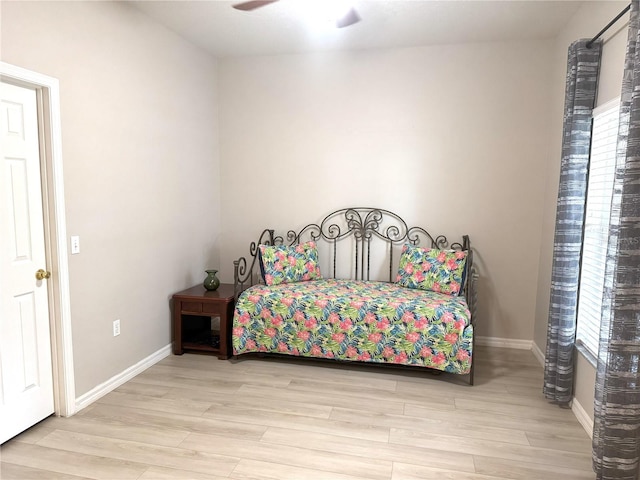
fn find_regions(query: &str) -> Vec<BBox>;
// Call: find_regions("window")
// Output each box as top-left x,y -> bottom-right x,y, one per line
576,99 -> 620,361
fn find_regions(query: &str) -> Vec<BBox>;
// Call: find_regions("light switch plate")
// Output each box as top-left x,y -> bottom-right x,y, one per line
71,235 -> 80,254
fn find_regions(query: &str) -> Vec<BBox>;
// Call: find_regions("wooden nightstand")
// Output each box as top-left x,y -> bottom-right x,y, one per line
172,283 -> 235,359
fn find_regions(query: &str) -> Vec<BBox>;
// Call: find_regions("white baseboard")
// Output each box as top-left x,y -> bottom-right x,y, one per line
475,336 -> 533,350
531,342 -> 546,367
571,397 -> 594,439
75,343 -> 171,413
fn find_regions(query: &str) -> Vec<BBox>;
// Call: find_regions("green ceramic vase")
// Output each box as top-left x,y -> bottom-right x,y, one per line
203,269 -> 220,291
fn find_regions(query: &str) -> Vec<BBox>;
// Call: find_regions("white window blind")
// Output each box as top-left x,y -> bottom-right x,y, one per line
576,99 -> 620,360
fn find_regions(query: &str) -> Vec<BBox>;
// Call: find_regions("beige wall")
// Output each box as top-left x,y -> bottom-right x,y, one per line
218,41 -> 554,340
1,1 -> 221,397
533,1 -> 628,424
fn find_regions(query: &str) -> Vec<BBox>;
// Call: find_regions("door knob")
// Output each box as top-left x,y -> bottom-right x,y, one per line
36,269 -> 51,280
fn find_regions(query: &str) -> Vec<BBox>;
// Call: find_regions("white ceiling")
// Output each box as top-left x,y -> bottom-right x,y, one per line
131,0 -> 585,58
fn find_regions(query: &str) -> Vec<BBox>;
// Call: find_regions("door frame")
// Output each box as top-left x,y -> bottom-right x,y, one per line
1,62 -> 75,417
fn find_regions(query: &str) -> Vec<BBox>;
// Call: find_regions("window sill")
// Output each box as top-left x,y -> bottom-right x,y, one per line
576,341 -> 598,368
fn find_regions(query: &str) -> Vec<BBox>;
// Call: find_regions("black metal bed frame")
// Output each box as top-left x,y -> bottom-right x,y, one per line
232,207 -> 478,384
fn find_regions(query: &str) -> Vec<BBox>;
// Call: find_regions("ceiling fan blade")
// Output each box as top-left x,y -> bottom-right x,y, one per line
336,7 -> 360,28
232,0 -> 278,11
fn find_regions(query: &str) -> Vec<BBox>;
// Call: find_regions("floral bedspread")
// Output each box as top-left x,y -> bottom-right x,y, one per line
232,279 -> 473,375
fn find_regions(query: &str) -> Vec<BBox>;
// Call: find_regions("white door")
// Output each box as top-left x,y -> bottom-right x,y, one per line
0,81 -> 54,444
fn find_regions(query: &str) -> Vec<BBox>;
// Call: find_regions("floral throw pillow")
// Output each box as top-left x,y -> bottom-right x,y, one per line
396,244 -> 467,295
259,241 -> 323,286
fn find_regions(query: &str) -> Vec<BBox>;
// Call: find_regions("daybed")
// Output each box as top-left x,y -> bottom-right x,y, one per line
231,207 -> 478,384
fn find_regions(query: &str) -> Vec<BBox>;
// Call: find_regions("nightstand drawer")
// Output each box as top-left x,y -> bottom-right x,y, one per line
203,303 -> 224,315
181,301 -> 202,313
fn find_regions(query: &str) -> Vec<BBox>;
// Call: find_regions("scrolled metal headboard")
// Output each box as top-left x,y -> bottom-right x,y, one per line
233,207 -> 473,302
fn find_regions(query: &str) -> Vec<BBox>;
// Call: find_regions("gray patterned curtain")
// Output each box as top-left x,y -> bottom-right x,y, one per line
544,39 -> 602,405
593,1 -> 640,478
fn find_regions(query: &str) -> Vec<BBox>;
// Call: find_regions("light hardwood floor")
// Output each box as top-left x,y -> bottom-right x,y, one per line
0,346 -> 595,479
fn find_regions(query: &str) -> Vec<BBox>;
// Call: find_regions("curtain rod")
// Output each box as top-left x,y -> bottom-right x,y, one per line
587,4 -> 631,49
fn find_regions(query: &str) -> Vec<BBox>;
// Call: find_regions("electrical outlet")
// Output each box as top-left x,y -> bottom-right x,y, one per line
113,319 -> 120,337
